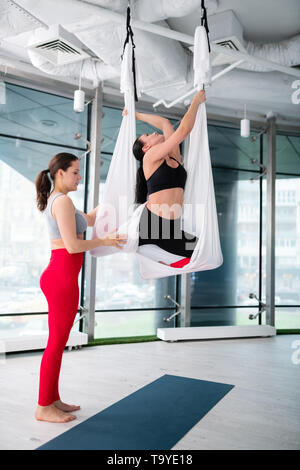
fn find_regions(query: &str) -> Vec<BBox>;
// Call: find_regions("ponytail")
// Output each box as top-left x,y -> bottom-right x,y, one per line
133,136 -> 148,204
135,166 -> 148,204
35,170 -> 51,212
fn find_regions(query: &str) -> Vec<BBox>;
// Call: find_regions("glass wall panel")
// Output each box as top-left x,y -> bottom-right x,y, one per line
1,83 -> 88,147
0,312 -> 81,340
208,125 -> 261,171
262,133 -> 300,330
275,176 -> 299,309
95,253 -> 175,311
190,124 -> 262,327
95,309 -> 175,338
191,307 -> 260,327
264,133 -> 300,175
191,129 -> 300,330
275,307 -> 300,330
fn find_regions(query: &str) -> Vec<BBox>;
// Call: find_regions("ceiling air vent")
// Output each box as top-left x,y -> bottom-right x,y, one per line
209,10 -> 246,66
215,39 -> 241,51
28,24 -> 90,66
190,10 -> 246,67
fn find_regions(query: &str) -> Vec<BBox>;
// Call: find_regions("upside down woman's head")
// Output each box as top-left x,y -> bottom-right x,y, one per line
132,132 -> 164,162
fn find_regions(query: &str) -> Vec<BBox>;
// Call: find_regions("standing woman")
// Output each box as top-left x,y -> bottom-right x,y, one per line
35,153 -> 126,423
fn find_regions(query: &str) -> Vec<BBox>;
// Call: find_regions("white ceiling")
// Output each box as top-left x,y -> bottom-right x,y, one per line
0,0 -> 300,130
169,0 -> 300,42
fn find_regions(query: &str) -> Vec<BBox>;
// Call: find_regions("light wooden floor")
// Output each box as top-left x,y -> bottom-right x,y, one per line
0,334 -> 299,450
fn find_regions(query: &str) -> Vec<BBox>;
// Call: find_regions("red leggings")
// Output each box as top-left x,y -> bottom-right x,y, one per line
38,249 -> 83,406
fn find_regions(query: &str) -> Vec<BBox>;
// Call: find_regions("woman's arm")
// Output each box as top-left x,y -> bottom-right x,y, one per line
145,90 -> 206,163
77,206 -> 100,227
53,196 -> 126,253
123,108 -> 176,143
136,111 -> 172,136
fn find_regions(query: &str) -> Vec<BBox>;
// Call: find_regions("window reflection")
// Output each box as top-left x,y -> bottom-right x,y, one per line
274,178 -> 300,307
2,83 -> 87,147
191,169 -> 260,326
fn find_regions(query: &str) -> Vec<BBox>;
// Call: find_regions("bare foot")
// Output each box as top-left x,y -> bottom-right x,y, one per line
54,400 -> 81,413
35,404 -> 76,423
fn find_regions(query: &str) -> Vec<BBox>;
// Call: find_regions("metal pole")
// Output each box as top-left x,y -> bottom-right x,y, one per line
180,135 -> 191,328
266,112 -> 276,327
83,84 -> 103,341
153,60 -> 245,109
180,273 -> 191,327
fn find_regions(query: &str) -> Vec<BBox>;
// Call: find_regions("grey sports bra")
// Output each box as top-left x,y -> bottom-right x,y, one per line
44,192 -> 88,240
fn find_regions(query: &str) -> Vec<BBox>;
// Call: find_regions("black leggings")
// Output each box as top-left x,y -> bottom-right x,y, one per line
138,206 -> 198,258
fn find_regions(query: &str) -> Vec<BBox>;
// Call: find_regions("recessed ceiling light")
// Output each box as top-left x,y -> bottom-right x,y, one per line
40,119 -> 57,127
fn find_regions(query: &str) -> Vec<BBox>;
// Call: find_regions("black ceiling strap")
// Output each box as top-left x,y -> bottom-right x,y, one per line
121,6 -> 138,102
201,0 -> 211,53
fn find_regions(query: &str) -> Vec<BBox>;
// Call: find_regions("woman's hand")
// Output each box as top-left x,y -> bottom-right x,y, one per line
99,229 -> 127,249
122,108 -> 140,120
193,89 -> 206,106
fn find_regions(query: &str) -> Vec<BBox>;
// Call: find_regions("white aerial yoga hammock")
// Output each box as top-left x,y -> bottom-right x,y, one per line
90,26 -> 223,280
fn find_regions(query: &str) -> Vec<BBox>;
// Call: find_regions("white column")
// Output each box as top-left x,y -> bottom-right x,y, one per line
266,112 -> 276,327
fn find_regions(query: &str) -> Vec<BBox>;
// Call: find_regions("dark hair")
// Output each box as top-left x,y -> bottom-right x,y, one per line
133,136 -> 148,204
35,152 -> 79,211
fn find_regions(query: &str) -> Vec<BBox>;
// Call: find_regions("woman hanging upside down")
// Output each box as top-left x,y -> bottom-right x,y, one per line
124,89 -> 206,268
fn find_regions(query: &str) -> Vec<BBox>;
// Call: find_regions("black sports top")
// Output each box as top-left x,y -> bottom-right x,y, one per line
146,156 -> 187,196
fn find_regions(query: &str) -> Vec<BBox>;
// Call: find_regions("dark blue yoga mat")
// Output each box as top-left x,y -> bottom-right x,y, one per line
38,374 -> 234,450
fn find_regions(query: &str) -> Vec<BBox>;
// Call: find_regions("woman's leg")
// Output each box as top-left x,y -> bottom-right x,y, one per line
38,280 -> 79,406
36,250 -> 82,421
139,206 -> 198,261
